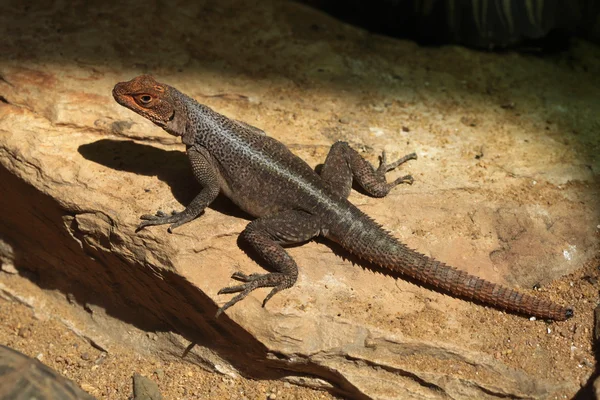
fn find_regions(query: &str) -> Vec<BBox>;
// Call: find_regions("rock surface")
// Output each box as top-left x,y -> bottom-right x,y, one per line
133,373 -> 162,400
0,0 -> 599,399
0,344 -> 96,400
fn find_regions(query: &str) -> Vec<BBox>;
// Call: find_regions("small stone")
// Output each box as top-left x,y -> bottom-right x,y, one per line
133,373 -> 163,400
585,276 -> 598,285
401,126 -> 410,132
586,376 -> 600,399
94,353 -> 107,365
18,327 -> 31,338
338,117 -> 350,124
0,262 -> 18,274
81,352 -> 90,361
80,383 -> 97,393
154,369 -> 165,380
66,293 -> 77,304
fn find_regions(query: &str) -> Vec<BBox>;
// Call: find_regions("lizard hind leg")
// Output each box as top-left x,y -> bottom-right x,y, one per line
320,141 -> 417,199
216,210 -> 321,317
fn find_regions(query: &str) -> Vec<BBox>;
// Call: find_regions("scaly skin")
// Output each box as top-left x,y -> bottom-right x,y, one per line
113,75 -> 573,320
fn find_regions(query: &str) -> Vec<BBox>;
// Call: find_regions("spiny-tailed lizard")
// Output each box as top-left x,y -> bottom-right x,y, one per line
113,75 -> 572,320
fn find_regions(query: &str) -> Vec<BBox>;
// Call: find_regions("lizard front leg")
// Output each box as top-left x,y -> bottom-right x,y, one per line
320,141 -> 417,199
216,210 -> 321,317
138,146 -> 220,232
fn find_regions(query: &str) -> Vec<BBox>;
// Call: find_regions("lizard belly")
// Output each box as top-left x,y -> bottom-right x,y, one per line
217,174 -> 284,217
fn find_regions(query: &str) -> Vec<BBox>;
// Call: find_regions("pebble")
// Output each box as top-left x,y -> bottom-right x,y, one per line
80,383 -> 97,393
17,327 -> 32,338
66,293 -> 77,304
133,373 -> 163,400
0,262 -> 18,274
94,353 -> 107,365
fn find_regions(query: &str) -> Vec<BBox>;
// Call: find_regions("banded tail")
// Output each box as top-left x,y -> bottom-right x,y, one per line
333,212 -> 573,321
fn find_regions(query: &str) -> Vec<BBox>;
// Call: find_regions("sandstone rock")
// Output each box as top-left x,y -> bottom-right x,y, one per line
133,373 -> 162,400
0,1 -> 598,399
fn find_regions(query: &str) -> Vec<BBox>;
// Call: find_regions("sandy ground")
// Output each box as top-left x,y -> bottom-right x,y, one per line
0,273 -> 337,400
1,255 -> 598,399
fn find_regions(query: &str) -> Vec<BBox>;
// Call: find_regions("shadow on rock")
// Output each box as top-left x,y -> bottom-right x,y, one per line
78,139 -> 251,220
0,162 -> 366,399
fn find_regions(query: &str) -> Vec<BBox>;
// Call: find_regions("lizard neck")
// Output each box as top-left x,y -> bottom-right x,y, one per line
165,90 -> 221,146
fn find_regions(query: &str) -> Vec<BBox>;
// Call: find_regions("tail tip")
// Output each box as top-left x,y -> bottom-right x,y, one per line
564,307 -> 574,319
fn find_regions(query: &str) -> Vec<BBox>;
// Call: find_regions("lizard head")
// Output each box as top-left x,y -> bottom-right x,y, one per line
113,75 -> 178,130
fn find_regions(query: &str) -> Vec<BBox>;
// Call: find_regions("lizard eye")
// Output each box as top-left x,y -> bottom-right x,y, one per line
136,94 -> 153,105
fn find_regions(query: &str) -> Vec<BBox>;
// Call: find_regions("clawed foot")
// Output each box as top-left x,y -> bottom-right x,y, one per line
136,210 -> 192,233
378,151 -> 417,175
377,151 -> 417,191
215,272 -> 292,317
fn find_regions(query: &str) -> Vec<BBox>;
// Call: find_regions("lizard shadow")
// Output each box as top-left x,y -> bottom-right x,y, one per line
77,139 -> 252,220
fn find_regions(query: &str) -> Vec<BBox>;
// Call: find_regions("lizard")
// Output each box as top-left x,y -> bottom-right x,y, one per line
112,75 -> 573,321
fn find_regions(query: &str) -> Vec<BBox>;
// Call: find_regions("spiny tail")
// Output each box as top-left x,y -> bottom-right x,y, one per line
336,214 -> 573,321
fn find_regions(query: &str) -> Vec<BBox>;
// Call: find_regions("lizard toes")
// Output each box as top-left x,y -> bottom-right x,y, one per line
231,272 -> 251,281
168,218 -> 190,232
393,174 -> 414,185
136,220 -> 155,231
218,283 -> 254,295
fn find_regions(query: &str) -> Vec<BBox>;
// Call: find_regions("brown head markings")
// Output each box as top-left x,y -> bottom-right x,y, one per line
112,75 -> 175,128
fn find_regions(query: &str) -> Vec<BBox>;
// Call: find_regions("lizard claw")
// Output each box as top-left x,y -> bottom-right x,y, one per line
215,272 -> 293,317
379,152 -> 417,173
136,209 -> 190,232
230,272 -> 264,282
392,174 -> 414,186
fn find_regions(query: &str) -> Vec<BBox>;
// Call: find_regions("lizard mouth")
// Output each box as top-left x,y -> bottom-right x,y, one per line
112,83 -> 130,107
